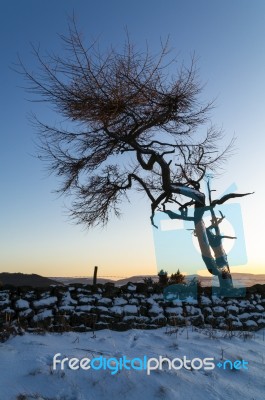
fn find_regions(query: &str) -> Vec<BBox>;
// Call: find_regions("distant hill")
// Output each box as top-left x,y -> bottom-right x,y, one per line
51,273 -> 265,287
51,275 -> 157,286
0,273 -> 62,287
51,276 -> 114,285
2,271 -> 264,288
115,273 -> 265,287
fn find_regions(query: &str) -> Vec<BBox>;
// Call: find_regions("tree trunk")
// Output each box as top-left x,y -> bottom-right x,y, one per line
194,203 -> 233,294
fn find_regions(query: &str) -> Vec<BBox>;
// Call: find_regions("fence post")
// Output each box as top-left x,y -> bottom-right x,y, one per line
93,266 -> 98,286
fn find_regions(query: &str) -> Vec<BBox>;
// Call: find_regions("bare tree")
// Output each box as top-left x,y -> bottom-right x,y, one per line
19,22 -> 252,293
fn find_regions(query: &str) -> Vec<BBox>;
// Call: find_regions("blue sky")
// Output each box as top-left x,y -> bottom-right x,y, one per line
1,1 -> 265,278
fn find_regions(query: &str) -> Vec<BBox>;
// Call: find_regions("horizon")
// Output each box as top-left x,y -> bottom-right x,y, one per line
2,270 -> 265,280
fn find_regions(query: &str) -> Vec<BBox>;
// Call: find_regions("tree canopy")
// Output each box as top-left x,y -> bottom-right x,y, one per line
19,23 -> 247,228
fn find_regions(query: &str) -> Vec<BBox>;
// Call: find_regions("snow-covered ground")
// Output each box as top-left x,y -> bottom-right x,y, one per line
0,327 -> 264,400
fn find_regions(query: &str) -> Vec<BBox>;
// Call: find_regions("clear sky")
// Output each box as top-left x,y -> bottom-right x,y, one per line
1,0 -> 265,279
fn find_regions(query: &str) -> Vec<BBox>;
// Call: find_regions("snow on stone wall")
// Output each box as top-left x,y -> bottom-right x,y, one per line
1,283 -> 265,336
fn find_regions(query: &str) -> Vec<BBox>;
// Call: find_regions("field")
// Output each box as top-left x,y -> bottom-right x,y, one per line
0,327 -> 264,400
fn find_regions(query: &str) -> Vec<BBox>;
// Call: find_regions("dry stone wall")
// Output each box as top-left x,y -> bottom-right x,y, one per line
1,282 -> 265,339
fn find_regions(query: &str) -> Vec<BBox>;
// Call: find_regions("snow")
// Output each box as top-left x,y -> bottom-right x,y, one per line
170,184 -> 205,203
60,292 -> 77,306
172,299 -> 183,306
145,298 -> 156,305
15,299 -> 30,310
77,295 -> 94,304
211,296 -> 223,304
151,314 -> 166,322
98,298 -> 113,306
59,305 -> 75,312
109,306 -> 123,316
231,321 -> 243,328
238,300 -> 250,307
201,296 -> 212,305
114,298 -> 128,306
0,291 -> 9,296
128,298 -> 139,305
123,305 -> 138,315
1,307 -> 15,315
96,306 -> 109,313
244,320 -> 258,328
33,309 -> 53,321
19,309 -> 33,318
238,313 -> 251,321
0,298 -> 10,307
127,284 -> 137,291
213,306 -> 226,314
186,306 -> 202,316
149,304 -> 164,315
76,305 -> 92,312
0,327 -> 264,400
164,293 -> 175,300
151,294 -> 164,300
33,296 -> 58,309
185,296 -> 198,305
227,314 -> 238,321
93,294 -> 102,300
227,305 -> 239,313
165,307 -> 183,315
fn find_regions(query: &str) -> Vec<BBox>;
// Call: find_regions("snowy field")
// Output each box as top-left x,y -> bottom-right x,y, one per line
0,327 -> 264,400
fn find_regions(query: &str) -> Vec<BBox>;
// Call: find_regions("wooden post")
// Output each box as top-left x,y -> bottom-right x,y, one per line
93,266 -> 98,286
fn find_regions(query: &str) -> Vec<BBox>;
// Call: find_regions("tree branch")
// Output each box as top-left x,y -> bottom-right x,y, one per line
211,192 -> 254,207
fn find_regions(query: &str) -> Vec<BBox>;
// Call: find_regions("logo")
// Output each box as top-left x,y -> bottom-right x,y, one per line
53,353 -> 249,375
152,182 -> 247,299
